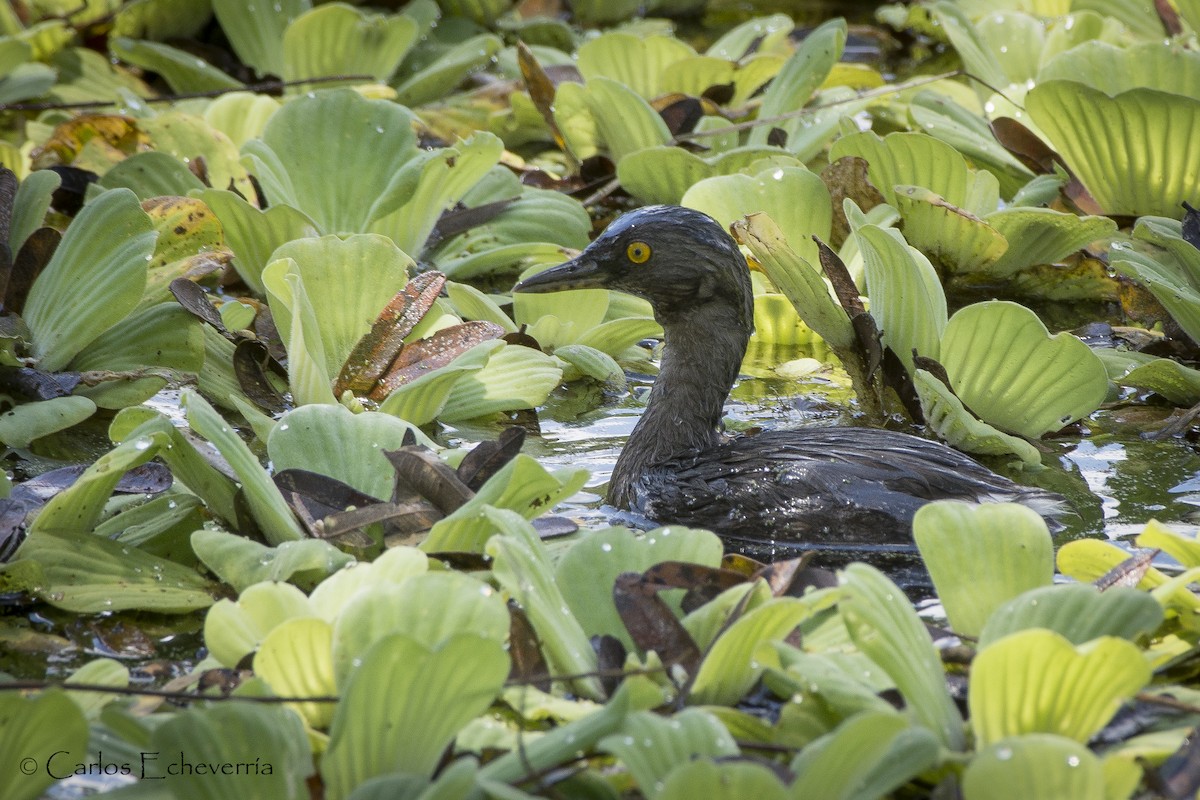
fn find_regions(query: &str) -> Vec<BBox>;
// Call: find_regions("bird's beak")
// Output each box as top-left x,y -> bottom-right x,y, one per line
513,254 -> 609,294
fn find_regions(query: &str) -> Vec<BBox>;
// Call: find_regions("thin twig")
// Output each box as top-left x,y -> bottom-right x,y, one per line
0,665 -> 668,704
675,69 -> 966,143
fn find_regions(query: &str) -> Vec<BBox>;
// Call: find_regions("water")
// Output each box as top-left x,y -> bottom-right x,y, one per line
442,340 -> 1200,547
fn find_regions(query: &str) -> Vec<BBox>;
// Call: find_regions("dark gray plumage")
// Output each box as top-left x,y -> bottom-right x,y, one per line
514,205 -> 1063,547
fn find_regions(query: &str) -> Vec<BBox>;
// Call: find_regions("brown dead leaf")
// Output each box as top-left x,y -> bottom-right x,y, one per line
370,320 -> 505,400
335,271 -> 446,396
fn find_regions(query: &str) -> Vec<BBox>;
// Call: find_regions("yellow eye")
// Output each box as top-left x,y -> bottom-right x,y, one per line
626,241 -> 652,264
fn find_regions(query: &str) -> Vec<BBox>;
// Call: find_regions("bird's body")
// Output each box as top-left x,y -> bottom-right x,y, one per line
514,205 -> 1063,550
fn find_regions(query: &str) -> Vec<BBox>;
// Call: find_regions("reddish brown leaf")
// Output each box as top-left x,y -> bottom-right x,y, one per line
815,236 -> 865,317
170,278 -> 226,331
7,227 -> 59,314
1155,0 -> 1184,35
457,427 -> 526,490
638,560 -> 748,614
754,556 -> 806,597
1095,549 -> 1157,590
369,320 -> 505,400
431,199 -> 514,246
507,602 -> 551,691
384,446 -> 474,514
990,117 -> 1059,173
233,339 -> 288,414
653,95 -> 704,136
613,572 -> 702,673
820,156 -> 885,248
335,271 -> 446,396
517,40 -> 570,155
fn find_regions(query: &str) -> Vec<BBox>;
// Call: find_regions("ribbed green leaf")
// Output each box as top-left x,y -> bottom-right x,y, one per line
70,303 -> 204,408
330,571 -> 509,686
840,563 -> 965,750
244,89 -> 420,235
576,32 -> 695,98
201,188 -> 319,294
268,404 -> 434,500
963,735 -> 1105,800
683,165 -> 830,268
831,130 -> 998,215
749,18 -> 846,146
64,658 -> 129,719
438,342 -> 562,421
588,77 -> 673,162
111,405 -> 239,524
149,702 -> 313,796
203,581 -> 315,668
393,33 -> 502,108
928,2 -> 1007,89
322,634 -> 508,797
790,710 -> 940,800
733,212 -> 854,351
913,501 -> 1053,638
600,709 -> 738,799
969,630 -> 1150,745
1103,351 -> 1200,406
191,528 -> 353,593
1027,81 -> 1200,218
661,54 -> 781,107
445,282 -> 519,332
110,37 -> 242,93
202,91 -> 281,147
1039,40 -> 1200,101
908,90 -> 1033,199
212,0 -> 309,77
1137,519 -> 1200,569
97,150 -> 206,199
689,597 -> 811,706
658,760 -> 788,800
913,369 -> 1043,464
980,584 -> 1163,648
263,234 -> 415,390
0,395 -> 96,448
184,389 -> 306,544
487,510 -> 601,699
985,208 -> 1116,277
765,645 -> 896,722
307,546 -> 429,619
939,301 -> 1107,438
282,4 -> 417,82
422,456 -> 587,553
894,185 -> 1007,274
11,526 -> 214,613
9,168 -> 59,253
255,617 -> 337,728
372,133 -> 504,256
549,344 -> 618,385
619,145 -> 795,206
855,223 -> 945,373
24,188 -> 156,372
0,691 -> 89,800
141,110 -> 249,197
30,432 -> 164,535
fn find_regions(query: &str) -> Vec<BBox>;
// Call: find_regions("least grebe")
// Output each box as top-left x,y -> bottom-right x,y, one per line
513,205 -> 1063,548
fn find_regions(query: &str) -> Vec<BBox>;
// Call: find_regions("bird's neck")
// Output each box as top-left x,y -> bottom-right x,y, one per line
609,304 -> 750,507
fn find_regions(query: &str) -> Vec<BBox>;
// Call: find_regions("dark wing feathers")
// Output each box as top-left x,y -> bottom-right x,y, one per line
631,428 -> 1062,545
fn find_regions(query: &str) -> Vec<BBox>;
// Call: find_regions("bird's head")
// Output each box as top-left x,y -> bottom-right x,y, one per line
513,205 -> 754,331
